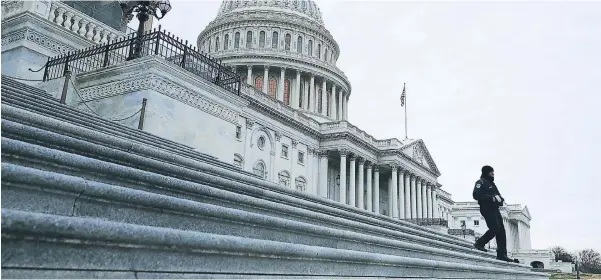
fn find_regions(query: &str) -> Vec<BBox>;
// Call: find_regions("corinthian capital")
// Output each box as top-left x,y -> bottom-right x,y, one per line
339,149 -> 350,157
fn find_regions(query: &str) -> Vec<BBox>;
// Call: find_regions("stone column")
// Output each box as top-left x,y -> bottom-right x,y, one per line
411,175 -> 417,218
344,94 -> 349,120
357,158 -> 365,210
416,179 -> 423,219
390,164 -> 398,218
338,89 -> 343,120
330,84 -> 337,119
339,149 -> 348,204
294,69 -> 301,109
247,65 -> 253,85
426,183 -> 433,219
263,66 -> 269,93
404,172 -> 411,218
310,75 -> 316,112
366,162 -> 373,212
278,67 -> 286,101
348,154 -> 356,207
421,179 -> 428,219
433,187 -> 439,218
398,170 -> 405,219
321,79 -> 327,116
373,166 -> 380,214
303,75 -> 309,110
318,150 -> 329,198
313,149 -> 319,196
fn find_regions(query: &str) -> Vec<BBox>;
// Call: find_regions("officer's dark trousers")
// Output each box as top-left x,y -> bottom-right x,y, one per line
475,206 -> 507,257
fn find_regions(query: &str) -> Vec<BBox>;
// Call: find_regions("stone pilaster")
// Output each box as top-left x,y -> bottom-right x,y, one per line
318,150 -> 329,198
263,66 -> 269,93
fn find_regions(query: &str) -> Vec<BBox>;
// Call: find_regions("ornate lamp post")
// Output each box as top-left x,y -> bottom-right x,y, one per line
120,0 -> 172,59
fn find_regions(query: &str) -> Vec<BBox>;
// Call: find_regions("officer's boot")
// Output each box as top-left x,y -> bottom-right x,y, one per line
496,254 -> 514,262
473,242 -> 488,252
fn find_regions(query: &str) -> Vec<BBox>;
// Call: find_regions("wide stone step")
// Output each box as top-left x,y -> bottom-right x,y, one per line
1,116 -> 486,256
1,75 -> 53,98
1,209 -> 548,279
0,162 -> 531,272
2,133 -> 529,269
1,103 -> 475,251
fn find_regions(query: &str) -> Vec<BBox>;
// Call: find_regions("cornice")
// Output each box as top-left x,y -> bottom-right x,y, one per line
1,25 -> 76,56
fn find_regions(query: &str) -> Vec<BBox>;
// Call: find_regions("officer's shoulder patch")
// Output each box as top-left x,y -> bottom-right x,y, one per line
475,183 -> 481,188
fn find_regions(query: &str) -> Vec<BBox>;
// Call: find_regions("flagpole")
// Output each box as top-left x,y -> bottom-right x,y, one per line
404,83 -> 408,139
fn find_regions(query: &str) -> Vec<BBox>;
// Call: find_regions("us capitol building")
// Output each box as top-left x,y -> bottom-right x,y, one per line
1,0 -> 568,273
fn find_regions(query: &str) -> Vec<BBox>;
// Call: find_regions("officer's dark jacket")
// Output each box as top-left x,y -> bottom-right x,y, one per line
472,178 -> 504,208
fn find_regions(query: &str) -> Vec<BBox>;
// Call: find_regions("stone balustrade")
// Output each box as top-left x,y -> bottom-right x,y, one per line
47,1 -> 129,44
1,0 -> 132,45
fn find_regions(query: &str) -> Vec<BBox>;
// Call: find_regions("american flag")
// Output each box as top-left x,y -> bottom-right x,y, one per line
400,83 -> 406,107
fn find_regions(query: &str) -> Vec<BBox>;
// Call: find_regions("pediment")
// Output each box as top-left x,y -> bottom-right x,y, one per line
522,205 -> 532,219
401,139 -> 440,175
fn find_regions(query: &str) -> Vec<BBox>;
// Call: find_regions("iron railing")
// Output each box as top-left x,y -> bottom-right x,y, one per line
404,218 -> 449,227
43,26 -> 241,95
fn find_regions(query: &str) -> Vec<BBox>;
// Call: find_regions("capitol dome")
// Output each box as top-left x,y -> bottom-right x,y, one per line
197,0 -> 351,122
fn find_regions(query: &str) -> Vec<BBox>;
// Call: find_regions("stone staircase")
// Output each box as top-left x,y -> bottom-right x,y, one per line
0,78 -> 549,279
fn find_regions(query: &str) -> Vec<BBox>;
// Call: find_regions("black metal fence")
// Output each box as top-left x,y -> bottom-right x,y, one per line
43,26 -> 241,95
404,218 -> 449,227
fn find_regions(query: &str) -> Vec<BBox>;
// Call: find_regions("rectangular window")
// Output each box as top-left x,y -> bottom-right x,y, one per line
281,144 -> 289,158
474,220 -> 479,226
298,151 -> 304,164
235,126 -> 242,140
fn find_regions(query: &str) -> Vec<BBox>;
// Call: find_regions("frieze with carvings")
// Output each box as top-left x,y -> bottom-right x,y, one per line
1,27 -> 75,55
78,74 -> 239,124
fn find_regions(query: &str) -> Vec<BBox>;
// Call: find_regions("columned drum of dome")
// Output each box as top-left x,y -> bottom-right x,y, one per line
197,0 -> 351,122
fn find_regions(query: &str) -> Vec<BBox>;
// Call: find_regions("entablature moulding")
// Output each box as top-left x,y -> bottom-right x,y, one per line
200,11 -> 340,54
379,160 -> 438,187
216,52 -> 351,93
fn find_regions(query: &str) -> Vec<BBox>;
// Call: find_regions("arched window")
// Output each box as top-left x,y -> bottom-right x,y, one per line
215,36 -> 220,52
255,76 -> 263,91
259,31 -> 266,48
224,34 -> 229,50
208,38 -> 212,52
253,161 -> 266,179
283,79 -> 290,105
301,0 -> 306,10
296,36 -> 303,53
246,31 -> 253,48
272,31 -> 279,48
285,34 -> 291,51
317,87 -> 322,113
234,32 -> 240,49
317,43 -> 321,59
268,78 -> 277,98
308,40 -> 313,56
233,154 -> 243,169
278,171 -> 291,187
295,176 -> 307,191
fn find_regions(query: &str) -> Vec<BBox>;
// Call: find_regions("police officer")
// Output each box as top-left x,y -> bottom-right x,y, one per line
472,165 -> 514,262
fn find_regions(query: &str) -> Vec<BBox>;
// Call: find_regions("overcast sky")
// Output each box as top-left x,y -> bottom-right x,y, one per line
138,0 -> 601,253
